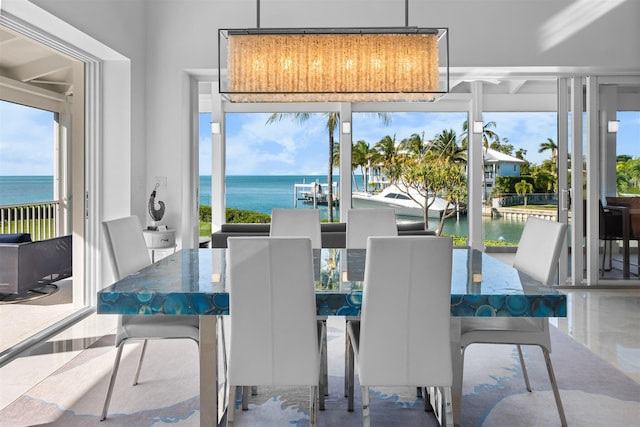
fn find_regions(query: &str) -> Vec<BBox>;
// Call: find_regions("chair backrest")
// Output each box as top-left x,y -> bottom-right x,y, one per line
103,216 -> 151,281
226,236 -> 319,386
346,208 -> 398,249
270,208 -> 322,249
599,200 -> 624,239
358,236 -> 453,387
512,216 -> 567,285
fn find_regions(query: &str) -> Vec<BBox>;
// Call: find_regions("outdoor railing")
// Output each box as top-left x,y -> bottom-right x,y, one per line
493,193 -> 559,207
0,201 -> 62,241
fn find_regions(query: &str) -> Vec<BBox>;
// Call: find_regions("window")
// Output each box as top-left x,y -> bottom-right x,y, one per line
223,112 -> 340,222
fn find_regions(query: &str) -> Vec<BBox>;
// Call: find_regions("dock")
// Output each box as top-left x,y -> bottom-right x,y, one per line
294,182 -> 339,208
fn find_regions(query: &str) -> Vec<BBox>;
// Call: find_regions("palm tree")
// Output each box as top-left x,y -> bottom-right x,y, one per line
515,179 -> 534,206
375,134 -> 400,167
538,137 -> 558,162
266,112 -> 390,222
430,129 -> 466,164
352,140 -> 370,191
399,132 -> 430,158
538,138 -> 558,192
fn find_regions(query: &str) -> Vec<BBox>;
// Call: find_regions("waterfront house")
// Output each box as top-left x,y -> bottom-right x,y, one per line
483,147 -> 526,200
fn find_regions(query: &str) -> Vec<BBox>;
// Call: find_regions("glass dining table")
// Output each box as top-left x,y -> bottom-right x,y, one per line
97,247 -> 566,426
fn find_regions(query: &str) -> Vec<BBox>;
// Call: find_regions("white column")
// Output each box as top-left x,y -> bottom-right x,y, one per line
212,92 -> 225,231
339,103 -> 352,222
557,78 -> 570,286
586,76 -> 601,283
468,82 -> 484,250
570,77 -> 585,286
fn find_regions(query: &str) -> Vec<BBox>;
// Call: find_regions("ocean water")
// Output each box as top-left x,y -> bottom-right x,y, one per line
0,176 -> 53,205
202,175 -> 526,243
201,175 -> 341,221
0,175 -> 526,243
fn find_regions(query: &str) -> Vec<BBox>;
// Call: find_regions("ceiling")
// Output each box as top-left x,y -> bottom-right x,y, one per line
0,27 -> 75,96
1,27 -> 637,110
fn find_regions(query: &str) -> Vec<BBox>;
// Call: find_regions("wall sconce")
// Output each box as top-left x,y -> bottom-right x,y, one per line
342,121 -> 351,134
607,120 -> 620,133
473,121 -> 484,134
211,122 -> 221,135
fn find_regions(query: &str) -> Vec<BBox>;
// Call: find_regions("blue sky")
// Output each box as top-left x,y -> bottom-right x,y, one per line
201,110 -> 640,176
0,101 -> 54,175
1,100 -> 638,176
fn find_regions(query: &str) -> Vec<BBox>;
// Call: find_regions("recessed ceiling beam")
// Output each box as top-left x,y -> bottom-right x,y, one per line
11,54 -> 71,83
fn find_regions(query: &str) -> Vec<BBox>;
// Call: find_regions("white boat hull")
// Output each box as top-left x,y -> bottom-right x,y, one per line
351,192 -> 443,218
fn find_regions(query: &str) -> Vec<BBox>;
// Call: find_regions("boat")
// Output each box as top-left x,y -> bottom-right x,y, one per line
351,184 -> 462,218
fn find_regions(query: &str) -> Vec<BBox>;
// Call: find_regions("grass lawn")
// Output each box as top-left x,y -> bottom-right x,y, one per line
199,221 -> 211,237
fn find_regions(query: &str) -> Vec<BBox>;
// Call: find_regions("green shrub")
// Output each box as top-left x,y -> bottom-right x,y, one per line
199,206 -> 270,225
199,205 -> 211,222
226,208 -> 271,223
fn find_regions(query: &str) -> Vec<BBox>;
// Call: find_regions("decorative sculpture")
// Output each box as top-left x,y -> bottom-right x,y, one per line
148,183 -> 165,226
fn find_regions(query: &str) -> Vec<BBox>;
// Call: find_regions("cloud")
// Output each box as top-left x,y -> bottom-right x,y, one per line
226,113 -> 333,175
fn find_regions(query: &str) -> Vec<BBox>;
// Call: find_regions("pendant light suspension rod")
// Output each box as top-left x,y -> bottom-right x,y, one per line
405,0 -> 409,27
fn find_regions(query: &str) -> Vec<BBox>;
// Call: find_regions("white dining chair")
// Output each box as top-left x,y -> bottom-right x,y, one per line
270,208 -> 322,249
100,216 -> 200,421
346,208 -> 398,249
226,236 -> 324,426
347,236 -> 454,427
269,207 -> 327,407
344,208 -> 399,401
457,216 -> 568,427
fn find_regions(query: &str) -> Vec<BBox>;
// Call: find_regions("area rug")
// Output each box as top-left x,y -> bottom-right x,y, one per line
1,319 -> 638,426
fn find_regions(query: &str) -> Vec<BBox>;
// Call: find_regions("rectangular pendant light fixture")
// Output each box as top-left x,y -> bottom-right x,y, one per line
218,27 -> 449,102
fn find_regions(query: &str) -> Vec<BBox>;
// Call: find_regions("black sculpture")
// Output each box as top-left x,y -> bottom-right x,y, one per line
148,183 -> 165,223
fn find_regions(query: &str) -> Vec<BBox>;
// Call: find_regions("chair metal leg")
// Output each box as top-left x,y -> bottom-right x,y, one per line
423,387 -> 434,412
133,339 -> 148,386
362,385 -> 371,427
310,385 -> 318,426
344,329 -> 349,397
610,240 -> 615,270
346,322 -> 356,411
452,345 -> 464,427
601,241 -> 606,277
322,322 -> 328,396
227,385 -> 236,426
542,348 -> 568,427
101,342 -> 125,421
218,316 -> 228,412
318,320 -> 326,411
439,386 -> 454,427
516,345 -> 532,392
242,386 -> 250,410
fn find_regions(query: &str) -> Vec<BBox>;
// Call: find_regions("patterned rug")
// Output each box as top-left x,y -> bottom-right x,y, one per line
1,318 -> 638,426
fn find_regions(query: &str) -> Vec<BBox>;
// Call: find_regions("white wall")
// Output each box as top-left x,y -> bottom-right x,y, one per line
22,0 -> 640,249
31,0 -> 148,222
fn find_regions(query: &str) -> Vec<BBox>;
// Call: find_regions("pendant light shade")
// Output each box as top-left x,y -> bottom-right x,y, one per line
219,27 -> 449,102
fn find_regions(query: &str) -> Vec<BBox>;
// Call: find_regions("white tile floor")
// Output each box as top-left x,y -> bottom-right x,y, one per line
1,269 -> 639,413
